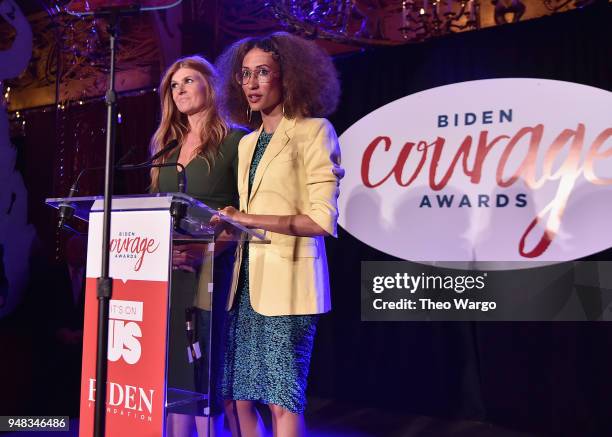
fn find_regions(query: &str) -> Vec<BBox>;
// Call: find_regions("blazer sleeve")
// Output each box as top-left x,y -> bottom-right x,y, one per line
303,119 -> 344,237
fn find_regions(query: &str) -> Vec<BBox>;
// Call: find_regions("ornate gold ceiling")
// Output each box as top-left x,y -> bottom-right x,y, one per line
0,0 -> 602,110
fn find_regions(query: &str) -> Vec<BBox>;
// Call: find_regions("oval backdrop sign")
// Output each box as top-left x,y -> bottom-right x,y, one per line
338,78 -> 612,264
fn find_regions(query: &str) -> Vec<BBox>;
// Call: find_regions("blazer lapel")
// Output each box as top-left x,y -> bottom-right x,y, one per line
248,116 -> 296,204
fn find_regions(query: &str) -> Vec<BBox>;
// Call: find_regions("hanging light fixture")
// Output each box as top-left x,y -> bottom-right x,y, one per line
266,0 -> 599,46
267,0 -> 481,45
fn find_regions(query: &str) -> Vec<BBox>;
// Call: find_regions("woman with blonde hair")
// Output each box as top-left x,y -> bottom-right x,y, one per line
215,32 -> 343,436
151,55 -> 246,436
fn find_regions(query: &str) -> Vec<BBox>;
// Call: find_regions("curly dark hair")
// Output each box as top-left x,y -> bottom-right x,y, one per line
215,32 -> 340,129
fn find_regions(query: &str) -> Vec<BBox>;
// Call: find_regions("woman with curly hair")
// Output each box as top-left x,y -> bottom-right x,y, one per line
214,32 -> 343,436
151,55 -> 246,436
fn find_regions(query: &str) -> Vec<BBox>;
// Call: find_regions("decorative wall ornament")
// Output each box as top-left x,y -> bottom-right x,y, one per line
543,0 -> 597,12
492,0 -> 526,24
0,4 -> 162,110
0,0 -> 36,318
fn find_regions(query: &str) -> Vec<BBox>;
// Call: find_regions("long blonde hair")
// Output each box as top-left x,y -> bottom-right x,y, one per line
150,55 -> 229,191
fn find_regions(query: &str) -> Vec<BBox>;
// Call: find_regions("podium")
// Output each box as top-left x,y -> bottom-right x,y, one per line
46,193 -> 267,437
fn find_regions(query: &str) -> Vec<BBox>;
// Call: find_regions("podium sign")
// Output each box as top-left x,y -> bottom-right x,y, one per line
45,193 -> 268,437
80,210 -> 171,437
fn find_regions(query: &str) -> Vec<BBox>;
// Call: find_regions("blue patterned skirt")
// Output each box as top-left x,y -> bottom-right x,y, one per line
221,243 -> 318,414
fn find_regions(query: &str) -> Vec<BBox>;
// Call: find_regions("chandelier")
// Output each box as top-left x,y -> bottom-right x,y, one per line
398,0 -> 480,39
267,0 -> 480,45
267,0 -> 599,45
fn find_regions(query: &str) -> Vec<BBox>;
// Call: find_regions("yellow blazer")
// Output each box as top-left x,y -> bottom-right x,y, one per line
227,116 -> 343,316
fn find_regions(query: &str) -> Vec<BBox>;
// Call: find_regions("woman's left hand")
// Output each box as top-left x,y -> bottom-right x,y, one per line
210,206 -> 248,242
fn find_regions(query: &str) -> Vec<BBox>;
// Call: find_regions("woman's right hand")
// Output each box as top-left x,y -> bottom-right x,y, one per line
172,243 -> 207,273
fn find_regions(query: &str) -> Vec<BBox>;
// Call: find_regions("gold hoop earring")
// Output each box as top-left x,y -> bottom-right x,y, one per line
247,107 -> 252,123
282,104 -> 285,117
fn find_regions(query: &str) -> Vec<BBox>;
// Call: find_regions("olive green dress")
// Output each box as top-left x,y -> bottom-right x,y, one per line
158,129 -> 245,210
158,128 -> 246,415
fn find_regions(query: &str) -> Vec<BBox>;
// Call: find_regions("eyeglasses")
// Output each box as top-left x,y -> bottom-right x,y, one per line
235,68 -> 278,85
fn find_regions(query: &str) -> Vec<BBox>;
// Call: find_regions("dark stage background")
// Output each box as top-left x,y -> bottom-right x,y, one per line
1,3 -> 611,436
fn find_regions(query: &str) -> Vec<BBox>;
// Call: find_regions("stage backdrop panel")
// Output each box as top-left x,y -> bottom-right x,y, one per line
313,3 -> 612,435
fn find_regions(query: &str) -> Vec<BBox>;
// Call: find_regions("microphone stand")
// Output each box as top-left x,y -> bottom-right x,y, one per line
92,6 -> 139,437
62,3 -> 183,436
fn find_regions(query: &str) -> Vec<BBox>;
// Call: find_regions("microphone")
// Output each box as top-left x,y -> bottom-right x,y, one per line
58,140 -> 182,230
145,162 -> 188,230
150,139 -> 179,164
116,144 -> 137,166
57,197 -> 76,230
184,307 -> 199,362
145,162 -> 187,194
119,139 -> 179,170
120,140 -> 186,193
74,139 -> 180,196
